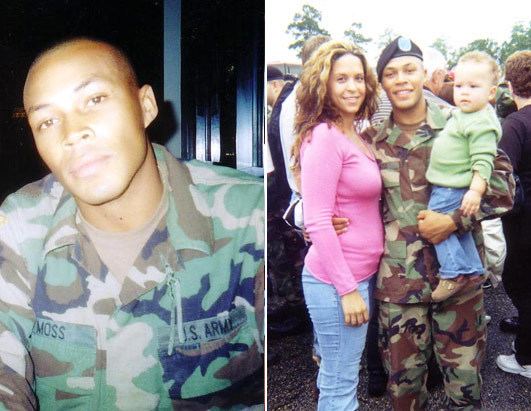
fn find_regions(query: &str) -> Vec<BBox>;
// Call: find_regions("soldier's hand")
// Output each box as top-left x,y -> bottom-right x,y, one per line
460,190 -> 481,216
302,227 -> 311,243
332,217 -> 349,235
417,210 -> 457,244
340,289 -> 368,327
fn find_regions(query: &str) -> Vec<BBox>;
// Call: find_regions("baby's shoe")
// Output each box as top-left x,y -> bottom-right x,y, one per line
431,278 -> 466,302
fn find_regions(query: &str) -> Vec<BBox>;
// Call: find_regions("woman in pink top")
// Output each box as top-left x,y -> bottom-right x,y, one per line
291,41 -> 383,410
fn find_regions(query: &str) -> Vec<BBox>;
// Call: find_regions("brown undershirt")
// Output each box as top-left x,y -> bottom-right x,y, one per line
78,188 -> 168,284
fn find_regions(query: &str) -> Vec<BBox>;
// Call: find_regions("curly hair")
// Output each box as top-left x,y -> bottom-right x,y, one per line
505,50 -> 531,99
291,40 -> 378,174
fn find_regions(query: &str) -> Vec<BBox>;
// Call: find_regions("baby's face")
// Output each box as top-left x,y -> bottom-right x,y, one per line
453,62 -> 497,113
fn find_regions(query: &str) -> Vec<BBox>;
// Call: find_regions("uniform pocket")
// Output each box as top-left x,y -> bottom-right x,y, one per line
380,161 -> 402,222
380,161 -> 400,189
156,305 -> 260,400
29,318 -> 97,409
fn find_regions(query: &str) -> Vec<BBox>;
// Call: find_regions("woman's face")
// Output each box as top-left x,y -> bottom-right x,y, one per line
326,53 -> 366,121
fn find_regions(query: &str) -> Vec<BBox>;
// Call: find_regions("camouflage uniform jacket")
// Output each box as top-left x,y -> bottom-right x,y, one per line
363,101 -> 514,304
0,144 -> 264,410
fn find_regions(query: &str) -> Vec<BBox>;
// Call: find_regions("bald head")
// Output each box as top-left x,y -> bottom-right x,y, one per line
24,38 -> 138,105
21,36 -> 160,219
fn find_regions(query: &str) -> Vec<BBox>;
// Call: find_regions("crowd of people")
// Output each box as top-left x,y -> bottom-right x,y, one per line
267,36 -> 530,410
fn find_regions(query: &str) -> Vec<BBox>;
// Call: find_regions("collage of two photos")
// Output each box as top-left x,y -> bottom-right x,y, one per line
0,1 -> 264,409
0,0 -> 529,410
266,0 -> 530,410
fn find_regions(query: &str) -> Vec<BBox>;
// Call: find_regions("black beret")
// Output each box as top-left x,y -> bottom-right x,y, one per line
267,65 -> 284,81
376,37 -> 423,82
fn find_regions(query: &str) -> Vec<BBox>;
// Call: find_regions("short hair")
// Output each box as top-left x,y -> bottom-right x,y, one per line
457,50 -> 500,85
267,65 -> 284,82
301,35 -> 332,65
505,50 -> 531,98
423,47 -> 447,80
438,81 -> 455,105
28,37 -> 138,88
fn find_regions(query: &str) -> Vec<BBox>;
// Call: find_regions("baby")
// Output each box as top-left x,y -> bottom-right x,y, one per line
426,51 -> 501,302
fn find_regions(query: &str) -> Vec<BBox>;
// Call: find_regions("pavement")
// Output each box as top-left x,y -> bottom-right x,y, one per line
267,284 -> 531,410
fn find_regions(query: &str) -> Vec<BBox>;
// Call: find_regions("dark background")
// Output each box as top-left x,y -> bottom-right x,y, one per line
0,1 -> 163,201
0,0 -> 264,201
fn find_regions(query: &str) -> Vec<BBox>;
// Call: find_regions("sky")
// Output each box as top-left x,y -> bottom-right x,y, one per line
266,0 -> 530,66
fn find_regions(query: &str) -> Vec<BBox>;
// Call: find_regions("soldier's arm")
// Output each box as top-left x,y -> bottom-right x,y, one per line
0,214 -> 37,409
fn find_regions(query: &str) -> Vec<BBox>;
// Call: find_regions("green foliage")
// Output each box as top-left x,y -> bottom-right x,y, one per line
283,9 -> 528,74
286,4 -> 330,57
430,38 -> 450,60
447,21 -> 530,69
449,38 -> 500,68
377,28 -> 397,51
499,22 -> 531,65
344,22 -> 371,51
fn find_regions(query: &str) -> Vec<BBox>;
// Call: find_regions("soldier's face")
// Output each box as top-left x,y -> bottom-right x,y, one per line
24,42 -> 158,208
327,53 -> 366,121
381,56 -> 426,112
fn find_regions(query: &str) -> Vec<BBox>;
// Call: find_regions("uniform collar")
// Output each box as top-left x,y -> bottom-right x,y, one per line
154,144 -> 215,255
373,99 -> 449,145
42,144 -> 215,258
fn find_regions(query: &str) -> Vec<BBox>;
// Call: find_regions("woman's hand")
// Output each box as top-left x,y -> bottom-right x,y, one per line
340,289 -> 368,327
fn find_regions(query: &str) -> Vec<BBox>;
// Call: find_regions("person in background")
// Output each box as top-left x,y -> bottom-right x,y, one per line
422,46 -> 452,107
438,80 -> 456,106
279,35 -> 331,201
496,81 -> 518,123
270,35 -> 331,362
266,62 -> 309,340
267,65 -> 287,108
496,50 -> 531,379
267,64 -> 293,212
292,40 -> 382,410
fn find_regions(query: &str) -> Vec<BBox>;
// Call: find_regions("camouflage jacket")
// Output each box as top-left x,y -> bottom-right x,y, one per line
0,144 -> 264,410
363,101 -> 514,304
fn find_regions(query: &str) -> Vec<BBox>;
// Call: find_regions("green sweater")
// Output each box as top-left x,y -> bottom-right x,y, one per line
427,105 -> 501,188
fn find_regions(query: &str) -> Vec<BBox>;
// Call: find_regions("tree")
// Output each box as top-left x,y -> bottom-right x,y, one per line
344,22 -> 371,51
449,38 -> 500,68
430,38 -> 449,60
377,28 -> 397,51
286,4 -> 330,57
499,22 -> 531,65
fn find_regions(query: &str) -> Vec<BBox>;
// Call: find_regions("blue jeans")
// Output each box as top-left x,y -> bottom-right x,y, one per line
428,186 -> 484,278
302,267 -> 372,411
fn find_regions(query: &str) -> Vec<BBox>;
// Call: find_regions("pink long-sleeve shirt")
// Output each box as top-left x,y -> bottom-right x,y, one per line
301,123 -> 384,296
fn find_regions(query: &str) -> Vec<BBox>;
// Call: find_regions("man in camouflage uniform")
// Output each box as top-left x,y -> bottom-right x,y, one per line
363,37 -> 513,410
0,39 -> 264,410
